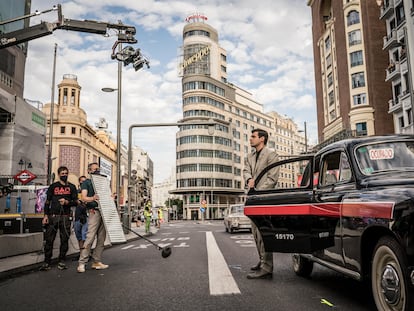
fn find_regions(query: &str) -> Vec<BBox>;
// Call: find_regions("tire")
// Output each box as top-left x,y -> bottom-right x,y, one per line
371,236 -> 413,311
230,227 -> 234,233
292,254 -> 313,277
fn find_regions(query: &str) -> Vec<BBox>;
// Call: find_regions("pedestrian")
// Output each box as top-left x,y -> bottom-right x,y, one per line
144,201 -> 152,234
153,206 -> 159,228
243,128 -> 279,279
74,176 -> 88,250
40,166 -> 78,271
77,162 -> 109,273
157,208 -> 163,228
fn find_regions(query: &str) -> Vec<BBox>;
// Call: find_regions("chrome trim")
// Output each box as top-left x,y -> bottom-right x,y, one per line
301,254 -> 361,281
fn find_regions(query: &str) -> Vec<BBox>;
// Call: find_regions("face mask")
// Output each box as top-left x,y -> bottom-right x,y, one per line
60,175 -> 68,182
91,170 -> 100,175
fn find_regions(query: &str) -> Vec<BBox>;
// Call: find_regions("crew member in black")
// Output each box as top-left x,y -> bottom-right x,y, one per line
40,166 -> 78,271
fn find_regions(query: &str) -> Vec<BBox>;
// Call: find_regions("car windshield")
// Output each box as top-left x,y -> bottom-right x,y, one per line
355,140 -> 414,175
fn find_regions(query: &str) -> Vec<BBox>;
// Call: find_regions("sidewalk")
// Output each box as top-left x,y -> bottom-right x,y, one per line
0,222 -> 157,280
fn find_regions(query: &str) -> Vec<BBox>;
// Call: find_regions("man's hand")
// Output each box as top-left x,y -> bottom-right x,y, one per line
42,215 -> 49,225
247,178 -> 255,189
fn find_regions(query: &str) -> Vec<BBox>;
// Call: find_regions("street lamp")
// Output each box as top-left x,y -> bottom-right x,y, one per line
102,82 -> 121,212
298,121 -> 308,153
126,119 -> 216,231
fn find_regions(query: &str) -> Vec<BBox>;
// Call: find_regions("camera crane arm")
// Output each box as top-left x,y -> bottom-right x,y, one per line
0,4 -> 137,51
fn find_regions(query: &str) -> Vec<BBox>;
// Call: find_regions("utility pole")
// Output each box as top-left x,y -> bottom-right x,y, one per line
47,43 -> 57,185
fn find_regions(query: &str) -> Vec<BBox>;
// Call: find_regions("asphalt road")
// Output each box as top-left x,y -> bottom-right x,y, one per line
0,220 -> 376,311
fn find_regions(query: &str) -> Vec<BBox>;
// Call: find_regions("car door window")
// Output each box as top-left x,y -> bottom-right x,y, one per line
320,151 -> 352,186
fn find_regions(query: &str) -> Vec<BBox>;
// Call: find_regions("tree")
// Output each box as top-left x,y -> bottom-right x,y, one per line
165,198 -> 183,218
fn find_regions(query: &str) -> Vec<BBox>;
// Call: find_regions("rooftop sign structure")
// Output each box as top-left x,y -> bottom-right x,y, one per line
185,13 -> 208,23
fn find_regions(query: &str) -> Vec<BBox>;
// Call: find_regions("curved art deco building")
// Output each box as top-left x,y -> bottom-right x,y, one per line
173,17 -> 278,220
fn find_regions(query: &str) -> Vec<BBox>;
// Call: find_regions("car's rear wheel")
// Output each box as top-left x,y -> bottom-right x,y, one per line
371,236 -> 413,311
292,254 -> 313,277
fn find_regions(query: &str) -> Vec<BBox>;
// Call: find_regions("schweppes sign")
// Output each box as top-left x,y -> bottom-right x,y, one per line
181,46 -> 210,70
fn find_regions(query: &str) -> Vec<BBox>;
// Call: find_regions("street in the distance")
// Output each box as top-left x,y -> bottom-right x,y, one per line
0,221 -> 376,311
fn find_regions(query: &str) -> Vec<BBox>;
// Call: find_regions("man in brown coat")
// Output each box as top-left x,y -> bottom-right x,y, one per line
243,128 -> 279,279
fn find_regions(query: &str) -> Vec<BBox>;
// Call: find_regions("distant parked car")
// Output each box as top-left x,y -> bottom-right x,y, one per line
245,135 -> 414,311
224,204 -> 251,233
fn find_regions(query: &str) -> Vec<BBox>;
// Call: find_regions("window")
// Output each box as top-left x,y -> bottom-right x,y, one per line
396,4 -> 405,26
406,108 -> 412,125
221,53 -> 226,61
326,54 -> 332,69
327,72 -> 333,87
221,65 -> 226,72
348,30 -> 361,46
351,72 -> 365,88
71,127 -> 76,134
320,152 -> 352,186
347,10 -> 360,26
356,122 -> 367,136
353,93 -> 367,105
60,126 -> 65,134
350,50 -> 363,67
70,89 -> 76,106
329,90 -> 335,106
325,36 -> 331,51
63,88 -> 68,105
398,116 -> 405,129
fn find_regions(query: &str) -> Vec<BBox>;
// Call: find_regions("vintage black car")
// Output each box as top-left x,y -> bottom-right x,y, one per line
244,135 -> 414,311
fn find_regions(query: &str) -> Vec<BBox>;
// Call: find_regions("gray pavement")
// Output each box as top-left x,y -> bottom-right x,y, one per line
0,222 -> 158,280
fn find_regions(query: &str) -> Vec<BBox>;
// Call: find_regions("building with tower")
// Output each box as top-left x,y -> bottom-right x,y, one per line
42,74 -> 118,194
172,14 -> 306,220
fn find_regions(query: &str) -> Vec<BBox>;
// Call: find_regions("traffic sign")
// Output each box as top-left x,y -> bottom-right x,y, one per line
13,170 -> 36,185
200,207 -> 205,213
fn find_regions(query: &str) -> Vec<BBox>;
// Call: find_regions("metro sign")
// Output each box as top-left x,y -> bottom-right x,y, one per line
14,170 -> 36,185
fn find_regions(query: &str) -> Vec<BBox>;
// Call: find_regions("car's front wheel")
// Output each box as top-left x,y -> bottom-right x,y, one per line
371,236 -> 413,311
292,254 -> 313,277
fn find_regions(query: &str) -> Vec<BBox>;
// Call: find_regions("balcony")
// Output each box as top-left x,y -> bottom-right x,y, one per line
385,62 -> 400,81
399,91 -> 412,109
388,98 -> 402,113
380,0 -> 394,19
383,29 -> 399,49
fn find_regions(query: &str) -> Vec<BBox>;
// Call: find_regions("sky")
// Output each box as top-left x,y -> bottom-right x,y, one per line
23,0 -> 316,183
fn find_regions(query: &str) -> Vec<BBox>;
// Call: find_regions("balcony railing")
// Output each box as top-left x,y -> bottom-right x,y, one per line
385,62 -> 400,81
388,98 -> 402,113
380,0 -> 394,19
383,29 -> 398,49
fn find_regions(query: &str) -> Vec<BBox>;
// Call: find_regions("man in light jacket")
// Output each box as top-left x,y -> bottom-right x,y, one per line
243,128 -> 279,279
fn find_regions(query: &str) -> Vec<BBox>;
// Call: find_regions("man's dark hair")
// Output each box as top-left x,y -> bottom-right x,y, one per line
88,162 -> 99,170
79,175 -> 87,182
57,166 -> 69,174
252,128 -> 269,145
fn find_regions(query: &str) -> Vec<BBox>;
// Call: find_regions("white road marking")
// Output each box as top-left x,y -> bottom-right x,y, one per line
173,242 -> 189,248
206,231 -> 241,296
121,245 -> 136,250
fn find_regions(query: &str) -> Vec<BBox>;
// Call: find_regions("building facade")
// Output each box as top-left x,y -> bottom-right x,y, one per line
378,0 -> 414,134
129,146 -> 153,210
308,0 -> 394,143
0,0 -> 49,213
173,15 -> 306,220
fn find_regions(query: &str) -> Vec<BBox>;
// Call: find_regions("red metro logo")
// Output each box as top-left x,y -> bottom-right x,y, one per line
14,170 -> 37,185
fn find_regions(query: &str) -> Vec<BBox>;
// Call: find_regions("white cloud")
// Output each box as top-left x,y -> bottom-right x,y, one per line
25,0 -> 315,182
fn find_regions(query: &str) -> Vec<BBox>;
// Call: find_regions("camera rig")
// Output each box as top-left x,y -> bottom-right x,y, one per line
0,4 -> 149,68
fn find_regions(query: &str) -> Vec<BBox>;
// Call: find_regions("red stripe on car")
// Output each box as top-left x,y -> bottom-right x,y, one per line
244,201 -> 394,219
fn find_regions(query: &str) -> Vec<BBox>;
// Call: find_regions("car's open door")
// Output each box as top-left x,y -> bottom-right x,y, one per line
244,155 -> 337,253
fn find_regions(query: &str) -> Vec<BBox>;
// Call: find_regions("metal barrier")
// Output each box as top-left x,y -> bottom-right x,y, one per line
0,213 -> 43,234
